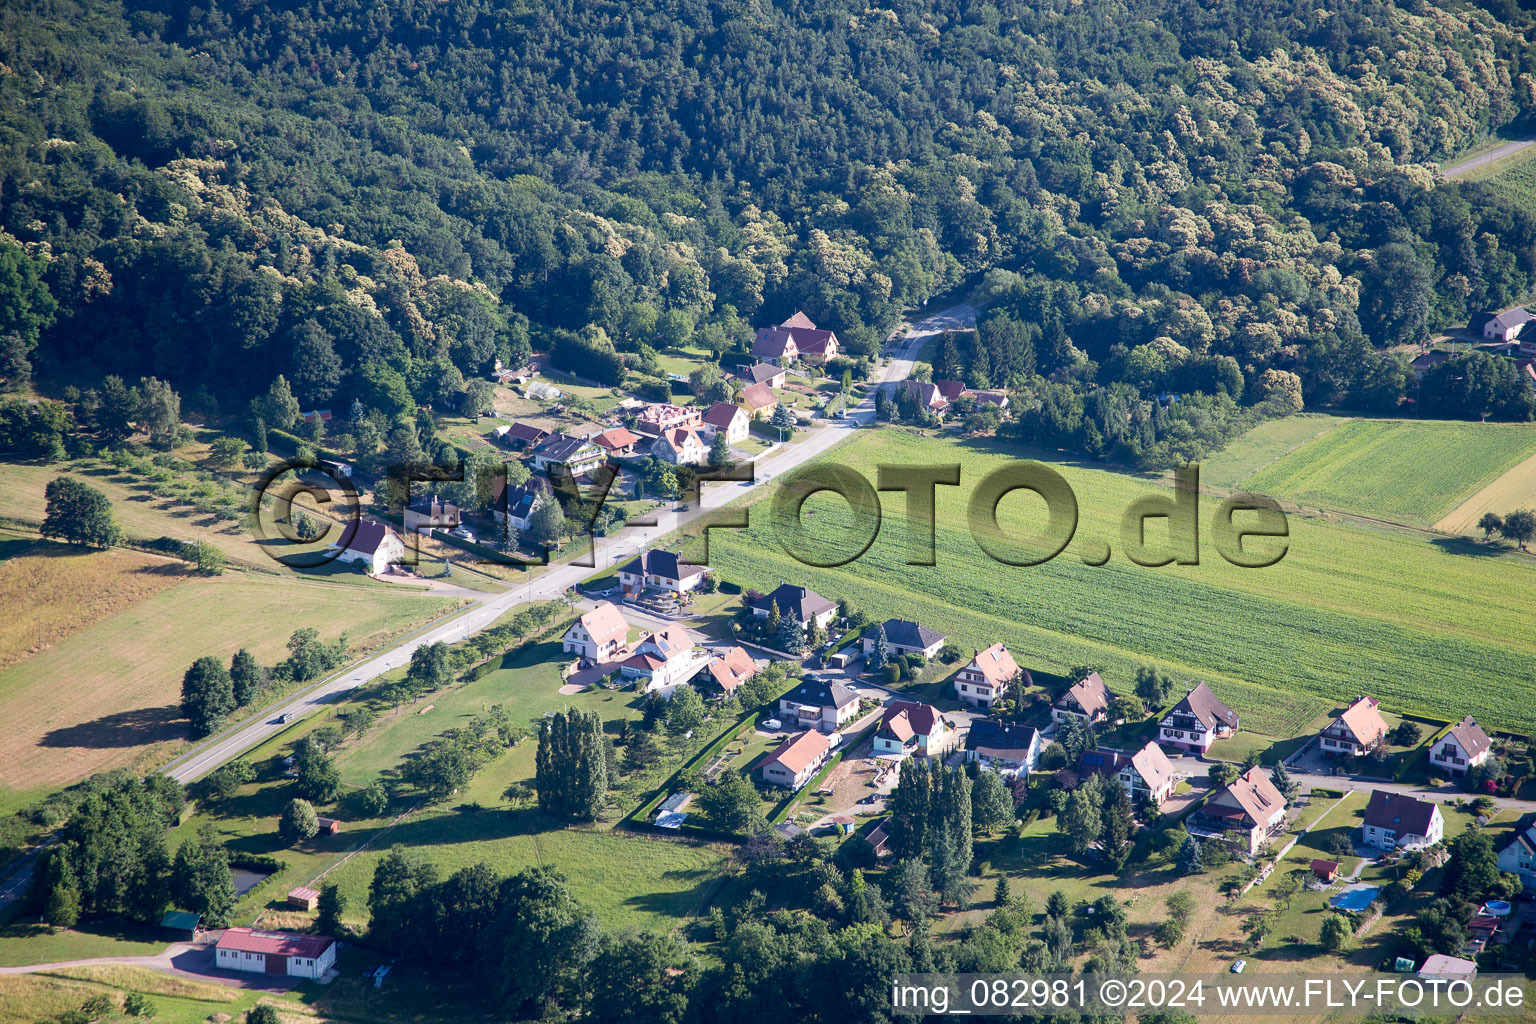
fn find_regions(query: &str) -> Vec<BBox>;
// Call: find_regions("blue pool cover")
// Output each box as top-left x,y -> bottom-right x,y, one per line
1330,885 -> 1381,912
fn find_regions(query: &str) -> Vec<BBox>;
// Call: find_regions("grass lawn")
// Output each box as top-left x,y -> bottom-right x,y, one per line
686,429 -> 1536,735
0,966 -> 270,1024
1242,418 -> 1536,527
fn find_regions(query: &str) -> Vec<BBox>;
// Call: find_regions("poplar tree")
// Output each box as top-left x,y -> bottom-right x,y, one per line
536,709 -> 609,819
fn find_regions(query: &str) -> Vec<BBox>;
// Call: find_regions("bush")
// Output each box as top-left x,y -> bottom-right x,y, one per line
882,662 -> 900,685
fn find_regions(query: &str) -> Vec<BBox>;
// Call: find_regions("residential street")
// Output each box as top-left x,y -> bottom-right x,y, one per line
160,304 -> 974,786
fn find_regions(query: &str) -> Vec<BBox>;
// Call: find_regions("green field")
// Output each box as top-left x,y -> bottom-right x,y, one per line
689,429 -> 1536,735
1198,414 -> 1350,491
1241,419 -> 1536,527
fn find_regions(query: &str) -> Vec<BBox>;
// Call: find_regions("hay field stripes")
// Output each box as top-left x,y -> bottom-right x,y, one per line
1434,447 -> 1536,534
1240,419 -> 1536,527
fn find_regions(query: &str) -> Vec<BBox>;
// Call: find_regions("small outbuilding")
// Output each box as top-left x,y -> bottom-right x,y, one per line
1310,858 -> 1340,883
287,887 -> 321,911
315,816 -> 342,835
160,910 -> 200,939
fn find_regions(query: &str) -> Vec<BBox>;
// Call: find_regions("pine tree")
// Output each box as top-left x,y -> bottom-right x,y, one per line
994,875 -> 1012,909
1177,834 -> 1203,874
968,339 -> 993,389
1270,761 -> 1297,800
776,612 -> 805,653
868,623 -> 889,671
937,333 -> 962,380
499,512 -> 519,552
708,429 -> 731,468
764,599 -> 781,638
1100,778 -> 1135,868
316,882 -> 345,934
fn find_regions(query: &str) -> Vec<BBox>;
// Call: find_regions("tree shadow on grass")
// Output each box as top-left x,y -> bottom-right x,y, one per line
1430,536 -> 1509,559
40,704 -> 187,750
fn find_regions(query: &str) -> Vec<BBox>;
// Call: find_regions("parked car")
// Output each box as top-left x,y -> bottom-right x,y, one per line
1230,960 -> 1246,974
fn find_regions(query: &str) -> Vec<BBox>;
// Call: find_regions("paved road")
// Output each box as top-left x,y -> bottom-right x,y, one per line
159,304 -> 973,786
1442,136 -> 1536,179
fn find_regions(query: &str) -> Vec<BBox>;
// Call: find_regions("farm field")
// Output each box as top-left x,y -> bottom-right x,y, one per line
1197,414 -> 1350,492
689,429 -> 1536,735
1471,143 -> 1536,207
0,563 -> 453,794
1241,419 -> 1536,527
1436,447 -> 1536,535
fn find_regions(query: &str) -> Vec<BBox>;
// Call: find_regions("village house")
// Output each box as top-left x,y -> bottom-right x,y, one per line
735,362 -> 787,389
965,720 -> 1043,776
760,729 -> 836,789
1053,672 -> 1113,726
866,818 -> 892,858
696,646 -> 758,697
620,624 -> 702,692
1496,814 -> 1536,889
737,381 -> 779,420
864,618 -> 946,660
777,676 -> 861,733
1483,307 -> 1533,342
329,520 -> 405,575
1430,716 -> 1492,777
968,389 -> 1010,410
651,425 -> 708,466
701,401 -> 750,445
530,433 -> 606,476
591,426 -> 640,458
635,403 -> 703,438
750,583 -> 838,630
403,493 -> 459,536
496,422 -> 549,450
871,700 -> 953,760
561,601 -> 630,662
905,379 -> 950,415
215,928 -> 336,980
618,549 -> 711,595
952,643 -> 1023,709
1319,695 -> 1389,758
1361,790 -> 1445,851
1158,682 -> 1240,755
492,476 -> 551,532
1195,765 -> 1288,855
1077,741 -> 1178,809
752,311 -> 840,366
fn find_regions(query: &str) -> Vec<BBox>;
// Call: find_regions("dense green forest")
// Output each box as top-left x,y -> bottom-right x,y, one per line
2,0 -> 1536,426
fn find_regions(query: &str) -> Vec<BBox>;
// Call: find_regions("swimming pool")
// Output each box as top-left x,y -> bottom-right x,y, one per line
1330,885 -> 1382,912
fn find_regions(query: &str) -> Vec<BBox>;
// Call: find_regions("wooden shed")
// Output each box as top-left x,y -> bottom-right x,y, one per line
315,817 -> 342,835
287,886 -> 320,911
1310,858 -> 1339,883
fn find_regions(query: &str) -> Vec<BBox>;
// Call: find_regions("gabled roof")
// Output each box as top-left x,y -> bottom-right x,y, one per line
574,601 -> 629,648
762,729 -> 833,775
337,519 -> 399,556
1128,741 -> 1175,792
704,646 -> 758,692
1217,765 -> 1286,826
1363,790 -> 1441,836
780,675 -> 859,710
739,362 -> 786,385
494,475 -> 550,520
1310,858 -> 1339,877
964,643 -> 1020,687
657,425 -> 704,452
934,380 -> 966,403
751,583 -> 836,623
406,493 -> 459,519
1445,716 -> 1491,760
1498,813 -> 1536,857
618,549 -> 709,583
782,311 -> 818,330
1489,307 -> 1533,330
591,426 -> 639,451
797,333 -> 837,356
1334,695 -> 1388,748
866,818 -> 891,856
752,326 -> 797,359
1058,672 -> 1111,717
877,700 -> 946,742
966,719 -> 1039,759
703,401 -> 746,429
880,618 -> 946,650
1164,682 -> 1239,731
740,382 -> 777,410
217,927 -> 334,959
636,624 -> 693,662
503,422 -> 549,444
533,433 -> 603,462
905,379 -> 947,409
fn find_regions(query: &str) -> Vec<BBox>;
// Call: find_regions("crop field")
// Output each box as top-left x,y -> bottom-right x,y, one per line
0,567 -> 452,793
1240,419 -> 1536,527
690,429 -> 1536,735
1435,447 -> 1536,534
1478,147 -> 1536,208
1197,414 -> 1350,491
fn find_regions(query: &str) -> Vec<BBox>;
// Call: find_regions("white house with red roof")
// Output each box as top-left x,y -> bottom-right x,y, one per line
562,601 -> 630,662
697,646 -> 759,696
701,401 -> 750,444
952,643 -> 1023,709
872,700 -> 953,759
1077,741 -> 1178,809
760,729 -> 835,789
1320,695 -> 1389,758
329,520 -> 405,575
620,624 -> 704,692
1158,682 -> 1240,754
651,425 -> 708,466
1430,716 -> 1492,777
215,928 -> 336,979
1053,672 -> 1113,725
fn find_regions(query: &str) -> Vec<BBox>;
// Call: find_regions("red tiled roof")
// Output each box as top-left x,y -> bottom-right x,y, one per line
1336,695 -> 1388,747
878,700 -> 945,741
592,426 -> 639,451
762,730 -> 833,775
217,927 -> 334,959
706,647 -> 757,692
966,643 -> 1019,687
577,602 -> 630,647
740,382 -> 776,410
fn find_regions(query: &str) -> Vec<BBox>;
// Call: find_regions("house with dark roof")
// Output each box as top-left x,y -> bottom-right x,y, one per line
1053,672 -> 1113,726
1483,307 -> 1533,343
1158,682 -> 1240,754
492,475 -> 551,531
777,676 -> 861,733
215,928 -> 336,980
1430,716 -> 1492,777
964,719 -> 1043,776
871,700 -> 953,759
952,643 -> 1025,709
760,729 -> 835,789
530,433 -> 606,476
403,493 -> 459,536
329,520 -> 404,575
496,422 -> 550,450
752,312 -> 840,366
620,624 -> 703,692
1194,766 -> 1287,855
1077,741 -> 1177,809
864,618 -> 946,659
1496,813 -> 1536,888
905,379 -> 950,414
1362,790 -> 1444,851
749,583 -> 837,629
618,549 -> 710,594
865,817 -> 893,858
735,362 -> 787,389
702,401 -> 749,444
1320,695 -> 1389,758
